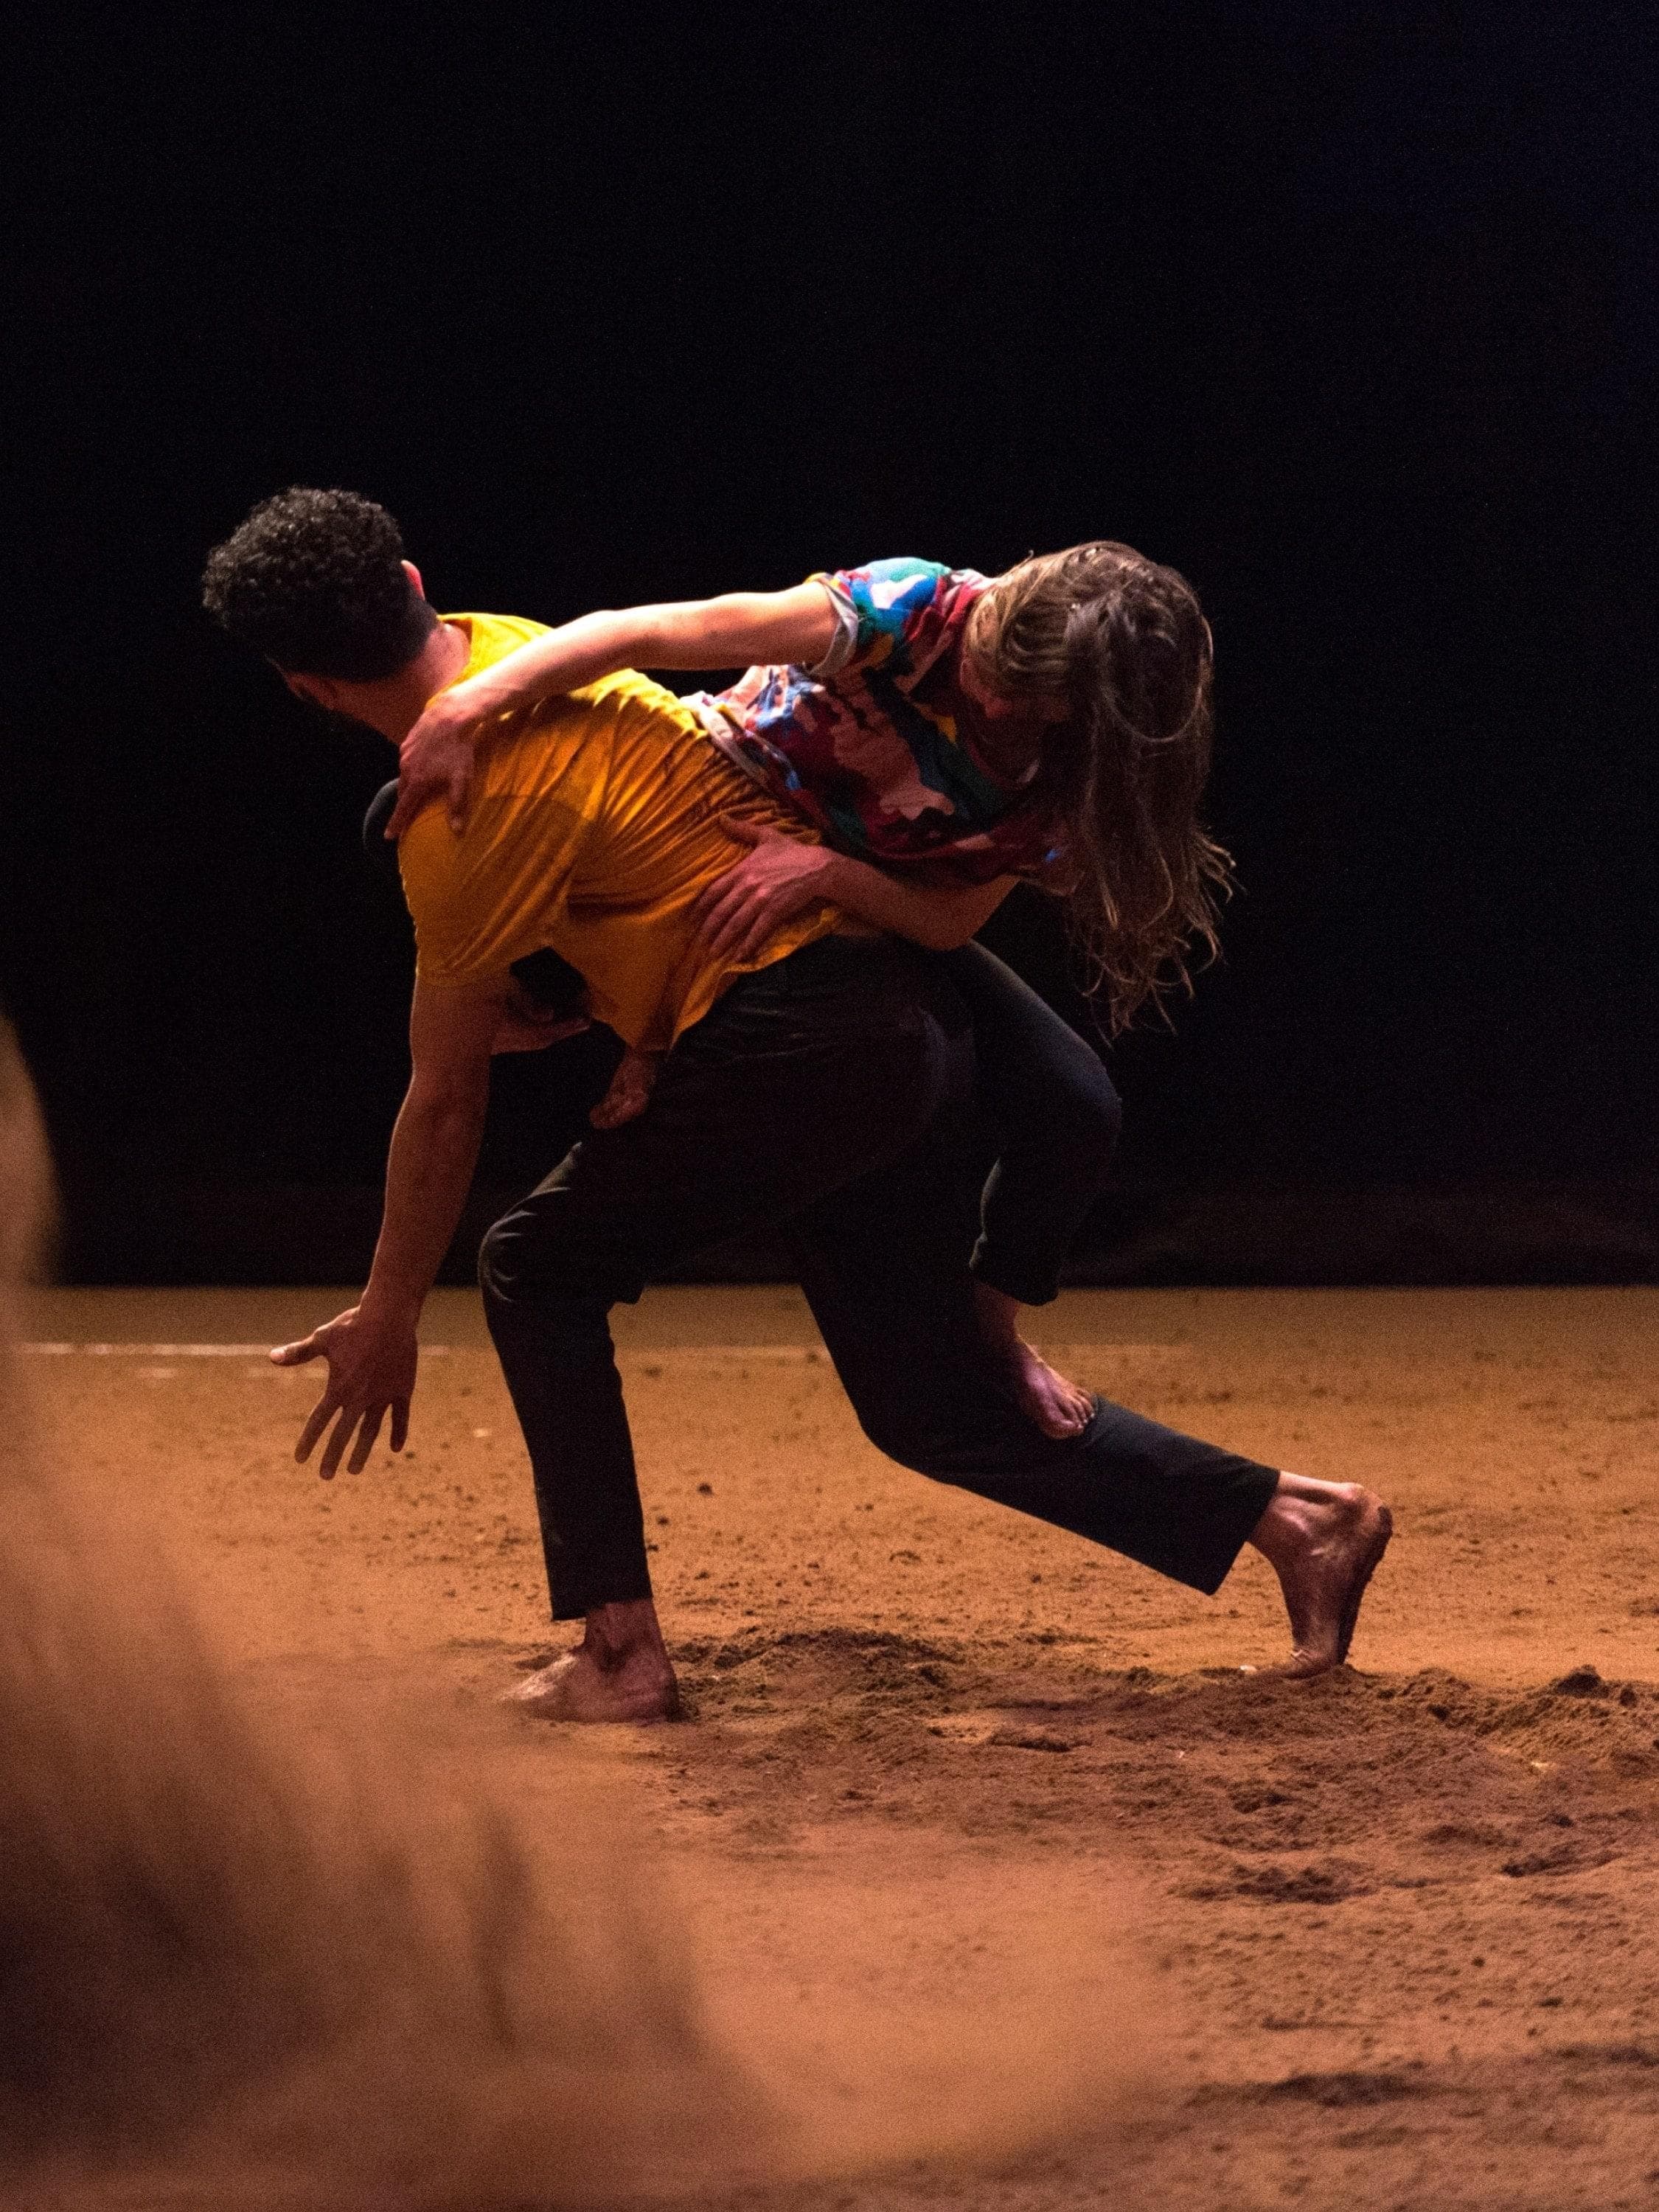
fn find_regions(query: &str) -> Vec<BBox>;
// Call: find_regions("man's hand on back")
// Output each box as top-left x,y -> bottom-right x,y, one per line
273,1305 -> 420,1479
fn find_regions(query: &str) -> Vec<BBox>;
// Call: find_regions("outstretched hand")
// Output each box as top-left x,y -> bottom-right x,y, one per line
692,820 -> 837,962
271,1306 -> 419,1481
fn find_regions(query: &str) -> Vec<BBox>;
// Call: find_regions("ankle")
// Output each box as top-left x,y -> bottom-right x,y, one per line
581,1599 -> 666,1672
1246,1478 -> 1300,1566
972,1280 -> 1023,1345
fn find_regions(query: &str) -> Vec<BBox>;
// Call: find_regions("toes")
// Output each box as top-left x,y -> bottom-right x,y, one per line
1034,1388 -> 1091,1439
991,1342 -> 1094,1440
504,1674 -> 576,1717
1026,1377 -> 1089,1439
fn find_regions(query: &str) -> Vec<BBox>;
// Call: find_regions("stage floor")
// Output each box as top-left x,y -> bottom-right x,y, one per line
19,1284 -> 1659,2211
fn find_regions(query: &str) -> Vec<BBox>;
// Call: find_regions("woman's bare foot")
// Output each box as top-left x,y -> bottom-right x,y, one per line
589,1047 -> 663,1131
973,1282 -> 1094,1440
506,1598 -> 681,1722
1247,1472 -> 1393,1678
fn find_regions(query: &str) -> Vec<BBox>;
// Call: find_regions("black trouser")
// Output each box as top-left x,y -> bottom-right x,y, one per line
479,938 -> 1279,1621
939,942 -> 1121,1307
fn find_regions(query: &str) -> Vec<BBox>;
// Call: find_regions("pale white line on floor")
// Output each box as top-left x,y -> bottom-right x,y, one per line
19,1343 -> 453,1358
623,1343 -> 1188,1361
1032,1342 -> 1189,1354
20,1340 -> 1182,1360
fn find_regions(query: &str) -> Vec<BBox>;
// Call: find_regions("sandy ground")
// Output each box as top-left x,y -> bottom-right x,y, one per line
17,1282 -> 1659,2212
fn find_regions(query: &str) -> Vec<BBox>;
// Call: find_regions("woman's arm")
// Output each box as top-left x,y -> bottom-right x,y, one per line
386,582 -> 837,836
692,821 -> 1018,961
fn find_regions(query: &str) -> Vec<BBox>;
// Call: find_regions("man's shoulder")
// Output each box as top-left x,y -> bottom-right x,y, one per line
402,664 -> 694,872
440,609 -> 552,675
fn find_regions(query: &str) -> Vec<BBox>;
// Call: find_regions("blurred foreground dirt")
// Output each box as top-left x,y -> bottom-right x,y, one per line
21,1284 -> 1659,2212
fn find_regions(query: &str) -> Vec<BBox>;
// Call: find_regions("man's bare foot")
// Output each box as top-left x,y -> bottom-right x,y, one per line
506,1597 -> 681,1722
589,1047 -> 662,1131
973,1281 -> 1093,1439
507,1648 -> 681,1721
1248,1472 -> 1393,1678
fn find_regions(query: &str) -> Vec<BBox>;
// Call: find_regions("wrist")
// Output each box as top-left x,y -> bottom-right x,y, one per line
357,1282 -> 424,1335
448,677 -> 514,728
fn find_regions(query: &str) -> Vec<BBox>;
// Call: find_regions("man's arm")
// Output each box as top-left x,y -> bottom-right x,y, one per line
386,581 -> 837,836
271,979 -> 504,1478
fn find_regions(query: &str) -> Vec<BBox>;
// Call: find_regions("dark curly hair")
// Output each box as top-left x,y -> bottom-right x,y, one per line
201,487 -> 438,680
968,540 -> 1234,1031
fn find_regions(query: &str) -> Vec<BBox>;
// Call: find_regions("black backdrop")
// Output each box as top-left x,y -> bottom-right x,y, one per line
2,5 -> 1654,1284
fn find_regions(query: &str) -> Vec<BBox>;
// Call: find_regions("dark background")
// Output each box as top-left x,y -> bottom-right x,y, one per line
2,4 -> 1654,1284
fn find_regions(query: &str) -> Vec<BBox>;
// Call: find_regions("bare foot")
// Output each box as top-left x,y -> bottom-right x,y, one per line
973,1281 -> 1093,1439
507,1647 -> 681,1722
1001,1339 -> 1096,1439
1248,1474 -> 1393,1678
506,1597 -> 681,1722
589,1047 -> 663,1131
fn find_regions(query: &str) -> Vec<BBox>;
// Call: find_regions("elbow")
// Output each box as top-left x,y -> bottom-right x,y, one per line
633,602 -> 722,669
915,915 -> 981,952
406,1073 -> 491,1130
623,613 -> 672,667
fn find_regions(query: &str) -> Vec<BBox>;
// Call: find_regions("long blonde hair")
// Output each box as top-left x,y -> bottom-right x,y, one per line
970,540 -> 1234,1030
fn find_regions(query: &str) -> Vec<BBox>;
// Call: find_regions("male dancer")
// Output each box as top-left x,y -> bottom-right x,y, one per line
202,487 -> 1391,1720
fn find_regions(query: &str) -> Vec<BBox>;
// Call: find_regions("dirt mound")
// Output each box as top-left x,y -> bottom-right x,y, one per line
1381,1662 -> 1659,1771
678,1624 -> 961,1719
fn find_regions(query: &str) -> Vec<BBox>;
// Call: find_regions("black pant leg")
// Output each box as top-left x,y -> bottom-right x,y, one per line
939,944 -> 1121,1307
479,940 -> 970,1618
787,1121 -> 1278,1596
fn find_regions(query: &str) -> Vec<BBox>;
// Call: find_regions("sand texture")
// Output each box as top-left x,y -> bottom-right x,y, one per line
15,1281 -> 1659,2212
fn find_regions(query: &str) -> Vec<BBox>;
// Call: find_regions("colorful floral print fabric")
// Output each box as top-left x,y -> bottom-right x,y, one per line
701,558 -> 1062,885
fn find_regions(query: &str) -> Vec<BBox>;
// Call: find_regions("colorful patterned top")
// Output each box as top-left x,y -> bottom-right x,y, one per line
696,557 -> 1065,886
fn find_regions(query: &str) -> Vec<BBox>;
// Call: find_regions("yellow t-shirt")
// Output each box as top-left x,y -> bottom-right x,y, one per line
397,613 -> 842,1048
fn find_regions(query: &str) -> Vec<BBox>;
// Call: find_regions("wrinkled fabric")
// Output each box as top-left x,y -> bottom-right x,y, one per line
398,613 -> 840,1047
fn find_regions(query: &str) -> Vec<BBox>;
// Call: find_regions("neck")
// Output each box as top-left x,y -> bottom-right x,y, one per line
347,622 -> 471,742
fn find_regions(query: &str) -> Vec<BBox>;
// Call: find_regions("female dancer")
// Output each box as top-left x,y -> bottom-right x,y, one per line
389,546 -> 1226,1439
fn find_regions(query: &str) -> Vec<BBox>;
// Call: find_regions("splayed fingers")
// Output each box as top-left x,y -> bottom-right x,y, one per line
273,1308 -> 417,1480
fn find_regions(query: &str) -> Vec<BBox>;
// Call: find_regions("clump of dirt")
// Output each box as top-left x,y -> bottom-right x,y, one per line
1386,1663 -> 1659,1770
1180,1859 -> 1373,1905
986,1726 -> 1080,1753
1250,2069 -> 1436,2109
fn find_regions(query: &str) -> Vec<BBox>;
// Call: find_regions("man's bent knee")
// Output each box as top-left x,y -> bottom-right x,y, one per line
477,1208 -> 528,1309
478,1203 -> 619,1357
